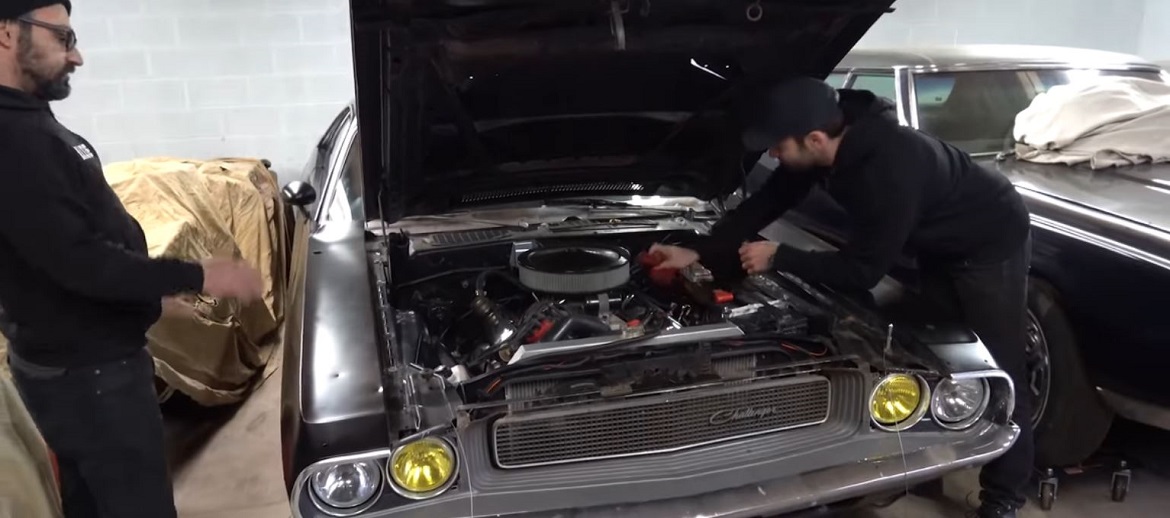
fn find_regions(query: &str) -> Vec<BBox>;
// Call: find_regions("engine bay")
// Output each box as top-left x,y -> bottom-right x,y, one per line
385,230 -> 850,414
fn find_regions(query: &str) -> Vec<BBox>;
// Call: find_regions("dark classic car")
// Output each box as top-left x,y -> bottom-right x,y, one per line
779,44 -> 1170,468
276,2 -> 1022,517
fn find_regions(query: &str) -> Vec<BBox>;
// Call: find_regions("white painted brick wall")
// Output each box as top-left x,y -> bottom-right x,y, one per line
50,0 -> 1164,183
861,0 -> 1149,54
53,0 -> 355,182
1140,0 -> 1170,60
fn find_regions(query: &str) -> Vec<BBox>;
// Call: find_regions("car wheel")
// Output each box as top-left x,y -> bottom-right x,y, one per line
1028,277 -> 1113,468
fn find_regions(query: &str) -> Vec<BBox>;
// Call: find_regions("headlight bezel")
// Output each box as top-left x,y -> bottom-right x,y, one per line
931,377 -> 991,430
306,459 -> 385,517
387,436 -> 459,500
869,372 -> 931,432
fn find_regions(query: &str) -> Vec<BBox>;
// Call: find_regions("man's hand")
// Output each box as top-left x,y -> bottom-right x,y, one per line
646,244 -> 700,270
160,296 -> 197,320
739,241 -> 779,274
200,257 -> 264,302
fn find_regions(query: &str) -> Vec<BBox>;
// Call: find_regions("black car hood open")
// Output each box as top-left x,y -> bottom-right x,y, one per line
348,0 -> 895,222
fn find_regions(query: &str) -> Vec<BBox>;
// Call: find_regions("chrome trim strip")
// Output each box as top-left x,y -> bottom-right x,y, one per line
491,374 -> 833,469
931,377 -> 992,431
891,66 -> 909,126
508,322 -> 744,365
1097,387 -> 1170,432
905,63 -> 1161,74
1027,211 -> 1170,272
313,111 -> 359,225
905,67 -> 921,128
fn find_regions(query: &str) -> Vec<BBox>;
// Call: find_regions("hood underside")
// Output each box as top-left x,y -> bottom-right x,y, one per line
348,0 -> 895,222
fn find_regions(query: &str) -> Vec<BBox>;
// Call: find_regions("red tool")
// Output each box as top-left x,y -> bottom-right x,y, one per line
712,289 -> 735,305
637,250 -> 680,287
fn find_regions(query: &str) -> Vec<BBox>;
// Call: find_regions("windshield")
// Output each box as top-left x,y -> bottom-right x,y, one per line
913,68 -> 1166,154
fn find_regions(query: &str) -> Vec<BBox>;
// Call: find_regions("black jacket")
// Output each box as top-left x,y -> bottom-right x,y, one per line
694,89 -> 1030,291
0,86 -> 204,367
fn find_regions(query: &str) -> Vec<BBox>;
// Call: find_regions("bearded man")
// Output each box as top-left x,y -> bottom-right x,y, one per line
0,2 -> 264,516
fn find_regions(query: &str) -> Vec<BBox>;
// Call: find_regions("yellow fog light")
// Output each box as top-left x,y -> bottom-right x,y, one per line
388,437 -> 457,499
870,373 -> 927,430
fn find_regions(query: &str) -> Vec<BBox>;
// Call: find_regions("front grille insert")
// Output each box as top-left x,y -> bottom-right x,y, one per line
492,375 -> 831,468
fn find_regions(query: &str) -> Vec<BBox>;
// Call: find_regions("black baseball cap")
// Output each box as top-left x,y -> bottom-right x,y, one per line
1,0 -> 71,19
740,77 -> 844,151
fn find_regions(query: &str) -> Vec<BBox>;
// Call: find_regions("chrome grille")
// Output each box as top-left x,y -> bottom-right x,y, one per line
492,375 -> 831,468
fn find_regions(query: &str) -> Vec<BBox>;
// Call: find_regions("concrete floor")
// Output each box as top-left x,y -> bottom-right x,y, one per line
165,361 -> 1170,518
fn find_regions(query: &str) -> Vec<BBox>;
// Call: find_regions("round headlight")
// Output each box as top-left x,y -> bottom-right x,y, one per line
309,461 -> 382,511
389,437 -> 457,499
932,378 -> 989,429
870,373 -> 926,430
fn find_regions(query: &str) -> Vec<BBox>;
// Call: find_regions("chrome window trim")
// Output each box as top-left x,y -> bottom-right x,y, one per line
893,66 -> 912,127
313,109 -> 360,225
902,62 -> 1161,74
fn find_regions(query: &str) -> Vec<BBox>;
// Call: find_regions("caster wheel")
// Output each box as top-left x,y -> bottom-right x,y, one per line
1040,483 -> 1056,511
1038,468 -> 1059,511
1112,461 -> 1131,502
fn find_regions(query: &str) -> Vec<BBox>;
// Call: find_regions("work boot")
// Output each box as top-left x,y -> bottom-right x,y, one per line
974,503 -> 1018,518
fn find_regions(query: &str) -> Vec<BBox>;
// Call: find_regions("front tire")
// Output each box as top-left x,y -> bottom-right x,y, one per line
1028,277 -> 1113,467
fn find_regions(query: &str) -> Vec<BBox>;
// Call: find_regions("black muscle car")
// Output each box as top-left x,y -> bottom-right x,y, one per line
783,44 -> 1170,469
276,2 -> 1021,517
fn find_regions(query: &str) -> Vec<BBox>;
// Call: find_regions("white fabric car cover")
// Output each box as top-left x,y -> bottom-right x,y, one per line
1013,76 -> 1170,169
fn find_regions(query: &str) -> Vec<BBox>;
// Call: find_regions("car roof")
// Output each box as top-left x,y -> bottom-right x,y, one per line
836,44 -> 1162,72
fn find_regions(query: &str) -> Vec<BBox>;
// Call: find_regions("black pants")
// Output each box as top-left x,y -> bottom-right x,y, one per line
920,235 -> 1034,509
8,347 -> 177,518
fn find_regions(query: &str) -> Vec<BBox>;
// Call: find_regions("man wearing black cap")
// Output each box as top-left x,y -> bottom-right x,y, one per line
0,2 -> 265,516
649,77 -> 1034,517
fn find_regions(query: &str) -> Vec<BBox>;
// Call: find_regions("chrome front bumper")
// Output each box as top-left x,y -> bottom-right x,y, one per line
294,421 -> 1018,518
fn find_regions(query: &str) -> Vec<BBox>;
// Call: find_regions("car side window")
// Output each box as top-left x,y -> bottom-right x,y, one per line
849,73 -> 896,103
825,73 -> 848,88
914,71 -> 1034,154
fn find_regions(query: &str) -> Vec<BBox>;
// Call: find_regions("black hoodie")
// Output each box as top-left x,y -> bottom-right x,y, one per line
0,86 -> 204,367
693,89 -> 1030,291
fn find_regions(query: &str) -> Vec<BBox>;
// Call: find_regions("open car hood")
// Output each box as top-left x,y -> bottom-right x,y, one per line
348,0 -> 895,222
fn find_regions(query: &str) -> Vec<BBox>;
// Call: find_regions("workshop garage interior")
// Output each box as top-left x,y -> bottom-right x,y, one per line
1,1 -> 1169,517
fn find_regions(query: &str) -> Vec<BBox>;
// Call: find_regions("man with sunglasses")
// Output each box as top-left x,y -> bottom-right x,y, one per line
0,2 -> 265,517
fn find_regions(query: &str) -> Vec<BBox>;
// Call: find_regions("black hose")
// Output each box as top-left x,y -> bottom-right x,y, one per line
397,267 -> 504,290
475,270 -> 529,297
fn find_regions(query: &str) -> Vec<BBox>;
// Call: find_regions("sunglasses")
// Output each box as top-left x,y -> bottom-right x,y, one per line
16,16 -> 78,51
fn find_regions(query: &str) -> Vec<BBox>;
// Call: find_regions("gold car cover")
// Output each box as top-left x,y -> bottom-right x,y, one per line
102,157 -> 289,407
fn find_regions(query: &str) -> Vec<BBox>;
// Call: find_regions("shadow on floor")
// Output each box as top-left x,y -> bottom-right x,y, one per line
162,393 -> 245,475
